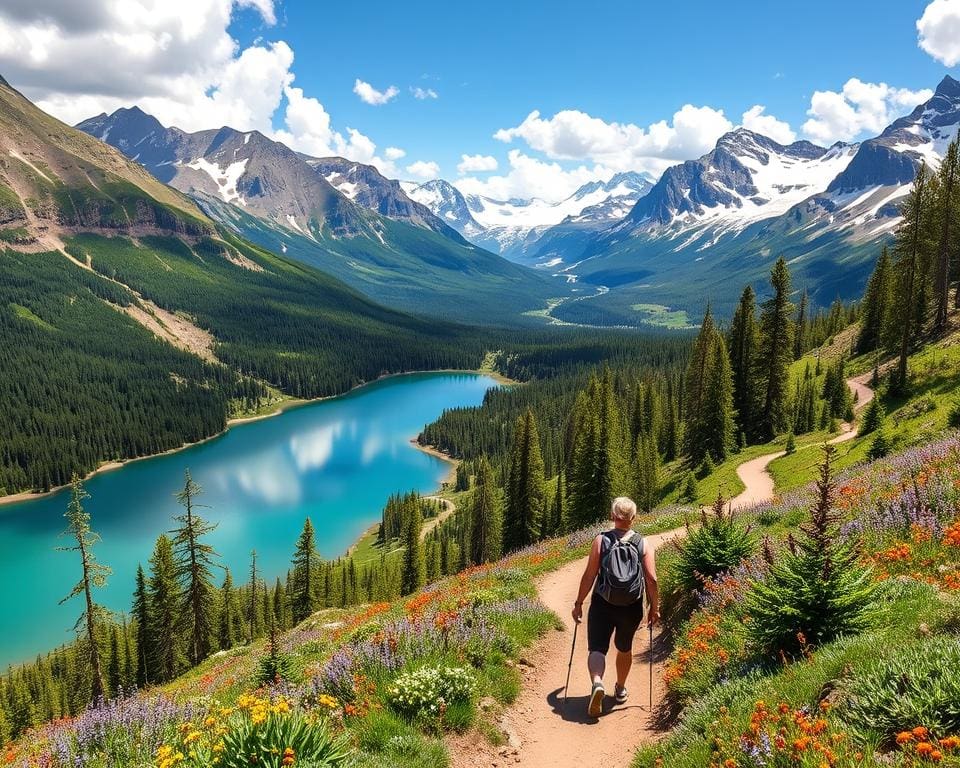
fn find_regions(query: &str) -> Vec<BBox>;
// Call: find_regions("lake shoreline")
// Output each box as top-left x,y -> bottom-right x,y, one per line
0,368 -> 511,508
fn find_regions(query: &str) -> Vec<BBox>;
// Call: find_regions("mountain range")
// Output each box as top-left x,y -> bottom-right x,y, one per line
402,75 -> 960,324
75,108 -> 553,324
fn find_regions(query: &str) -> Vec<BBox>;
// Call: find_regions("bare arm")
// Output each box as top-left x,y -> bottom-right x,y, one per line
572,536 -> 603,624
642,543 -> 660,627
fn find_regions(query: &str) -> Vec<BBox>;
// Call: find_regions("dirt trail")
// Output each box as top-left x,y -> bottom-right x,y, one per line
452,527 -> 685,768
451,374 -> 875,767
730,374 -> 873,510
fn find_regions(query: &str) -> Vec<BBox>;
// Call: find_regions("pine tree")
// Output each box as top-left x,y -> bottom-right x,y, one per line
273,578 -> 287,630
108,626 -> 121,697
755,257 -> 795,439
146,535 -> 181,682
568,369 -> 624,527
633,431 -> 660,513
248,550 -> 261,642
857,248 -> 893,354
934,138 -> 959,332
701,334 -> 736,462
794,289 -> 809,360
171,470 -> 219,667
469,455 -> 502,564
400,506 -> 426,595
892,165 -> 933,392
729,286 -> 758,442
683,306 -> 718,459
132,565 -> 150,687
219,569 -> 237,650
290,518 -> 320,623
504,409 -> 547,552
58,477 -> 110,702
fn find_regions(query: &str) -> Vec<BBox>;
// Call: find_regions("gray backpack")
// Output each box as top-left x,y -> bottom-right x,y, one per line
596,530 -> 645,606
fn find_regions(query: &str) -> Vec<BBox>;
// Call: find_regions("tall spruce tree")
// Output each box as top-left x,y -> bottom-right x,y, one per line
729,286 -> 758,443
290,518 -> 320,623
58,477 -> 110,702
857,248 -> 893,354
755,257 -> 795,439
132,565 -> 150,687
934,138 -> 959,332
469,455 -> 502,564
400,507 -> 426,595
633,431 -> 660,513
892,165 -> 932,392
683,306 -> 717,459
219,569 -> 238,650
171,470 -> 219,667
702,334 -> 736,462
504,409 -> 547,552
568,369 -> 624,527
146,535 -> 180,682
248,550 -> 260,643
794,289 -> 809,359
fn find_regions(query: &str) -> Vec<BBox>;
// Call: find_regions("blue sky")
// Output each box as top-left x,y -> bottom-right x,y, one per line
1,0 -> 958,201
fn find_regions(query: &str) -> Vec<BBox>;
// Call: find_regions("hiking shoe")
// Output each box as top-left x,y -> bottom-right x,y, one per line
588,682 -> 605,717
614,684 -> 628,704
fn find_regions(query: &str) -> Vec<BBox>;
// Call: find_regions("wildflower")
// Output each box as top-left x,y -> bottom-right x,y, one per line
282,747 -> 296,766
917,741 -> 935,756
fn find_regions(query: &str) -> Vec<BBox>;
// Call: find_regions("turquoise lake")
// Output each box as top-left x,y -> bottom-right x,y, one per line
0,372 -> 497,666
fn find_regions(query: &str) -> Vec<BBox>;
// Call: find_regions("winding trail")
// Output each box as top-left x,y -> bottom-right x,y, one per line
451,374 -> 873,767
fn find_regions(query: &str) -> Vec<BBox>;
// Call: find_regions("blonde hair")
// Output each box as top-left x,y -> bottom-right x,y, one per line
610,496 -> 637,522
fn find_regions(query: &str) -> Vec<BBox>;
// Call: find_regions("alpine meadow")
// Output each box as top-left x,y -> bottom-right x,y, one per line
3,2 -> 960,767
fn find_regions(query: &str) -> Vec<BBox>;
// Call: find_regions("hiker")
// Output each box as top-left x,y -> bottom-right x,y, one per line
571,496 -> 660,718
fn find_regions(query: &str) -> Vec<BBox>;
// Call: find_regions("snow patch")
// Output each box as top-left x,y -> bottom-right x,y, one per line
186,157 -> 248,206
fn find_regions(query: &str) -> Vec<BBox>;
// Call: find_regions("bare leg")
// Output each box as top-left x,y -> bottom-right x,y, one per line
615,650 -> 632,688
587,651 -> 605,684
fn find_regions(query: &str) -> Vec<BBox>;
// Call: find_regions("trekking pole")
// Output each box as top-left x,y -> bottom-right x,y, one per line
563,621 -> 579,712
648,622 -> 654,712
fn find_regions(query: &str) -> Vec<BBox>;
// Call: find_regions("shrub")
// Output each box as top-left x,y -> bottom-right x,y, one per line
387,665 -> 476,723
697,455 -> 715,479
868,428 -> 890,460
784,432 -> 796,454
745,446 -> 879,657
840,638 -> 960,740
859,397 -> 884,436
674,493 -> 755,595
256,628 -> 295,686
949,397 -> 960,430
681,473 -> 699,502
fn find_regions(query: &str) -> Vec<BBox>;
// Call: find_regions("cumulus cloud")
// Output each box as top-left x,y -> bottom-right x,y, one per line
384,147 -> 406,161
406,160 -> 441,180
0,0 -> 291,130
411,86 -> 438,100
457,154 -> 498,174
353,79 -> 399,106
455,150 -> 612,204
741,105 -> 796,144
492,104 -> 733,175
917,0 -> 960,66
802,78 -> 933,144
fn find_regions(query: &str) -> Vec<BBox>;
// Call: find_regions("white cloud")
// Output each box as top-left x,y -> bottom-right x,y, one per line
384,147 -> 406,161
406,160 -> 441,180
411,86 -> 438,100
492,104 -> 732,175
457,154 -> 498,174
455,150 -> 612,204
0,0 -> 288,130
741,105 -> 796,144
802,78 -> 933,144
917,0 -> 960,66
353,78 -> 399,106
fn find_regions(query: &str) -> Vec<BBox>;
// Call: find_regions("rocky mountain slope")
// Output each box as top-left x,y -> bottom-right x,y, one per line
77,108 -> 555,324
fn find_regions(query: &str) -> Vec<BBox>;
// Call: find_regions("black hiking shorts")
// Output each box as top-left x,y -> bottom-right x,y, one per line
587,593 -> 646,654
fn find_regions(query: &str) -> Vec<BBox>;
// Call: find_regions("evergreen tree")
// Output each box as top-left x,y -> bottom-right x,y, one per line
683,306 -> 718,459
171,470 -> 219,667
503,409 -> 547,552
934,138 -> 959,332
248,550 -> 260,642
701,334 -> 736,462
132,565 -> 150,687
290,518 -> 320,623
633,431 -> 660,514
755,257 -> 795,439
219,569 -> 237,650
146,535 -> 181,682
469,456 -> 502,564
568,369 -> 624,527
892,165 -> 933,392
857,248 -> 893,354
729,286 -> 758,441
794,289 -> 809,359
58,477 -> 110,702
400,506 -> 426,595
859,397 -> 885,436
108,626 -> 121,697
273,578 -> 287,630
